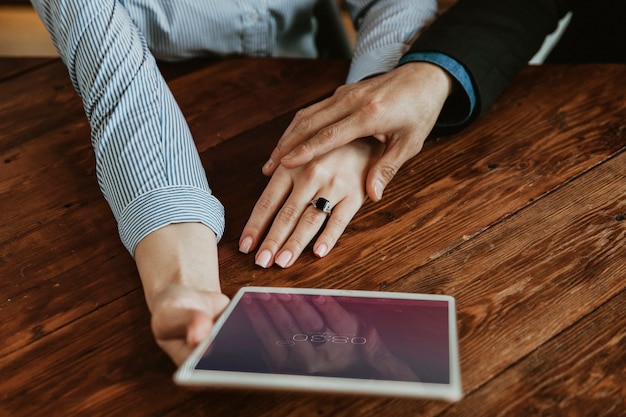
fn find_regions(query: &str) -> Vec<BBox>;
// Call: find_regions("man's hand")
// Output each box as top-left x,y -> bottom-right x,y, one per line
262,62 -> 453,201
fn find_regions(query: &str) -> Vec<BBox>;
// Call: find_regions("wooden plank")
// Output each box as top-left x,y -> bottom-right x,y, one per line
0,58 -> 349,357
1,63 -> 623,354
0,57 -> 348,245
0,208 -> 134,358
0,150 -> 626,416
1,61 -> 625,416
168,57 -> 350,150
0,57 -> 55,80
212,64 -> 626,289
0,290 -> 178,416
0,57 -> 349,153
147,148 -> 626,417
389,151 -> 626,415
0,61 -> 85,154
441,289 -> 626,416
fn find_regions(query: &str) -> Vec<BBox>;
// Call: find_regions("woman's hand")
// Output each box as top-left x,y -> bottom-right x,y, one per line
135,223 -> 229,365
239,138 -> 384,268
150,285 -> 229,366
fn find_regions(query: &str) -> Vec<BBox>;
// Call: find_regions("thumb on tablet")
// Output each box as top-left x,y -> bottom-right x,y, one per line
187,310 -> 217,346
151,286 -> 230,365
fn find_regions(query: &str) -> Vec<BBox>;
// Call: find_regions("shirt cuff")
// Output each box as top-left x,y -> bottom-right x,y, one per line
399,52 -> 477,133
118,185 -> 225,256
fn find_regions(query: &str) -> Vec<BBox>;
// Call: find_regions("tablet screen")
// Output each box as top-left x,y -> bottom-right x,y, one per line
175,287 -> 461,400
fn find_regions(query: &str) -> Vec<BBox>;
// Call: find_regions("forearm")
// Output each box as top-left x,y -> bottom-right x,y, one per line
136,222 -> 228,366
345,0 -> 438,82
134,223 -> 221,312
31,0 -> 225,255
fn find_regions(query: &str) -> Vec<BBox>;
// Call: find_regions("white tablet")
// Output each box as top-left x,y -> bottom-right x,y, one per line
175,287 -> 462,401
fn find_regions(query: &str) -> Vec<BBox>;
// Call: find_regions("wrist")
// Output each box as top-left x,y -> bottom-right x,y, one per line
398,53 -> 477,133
134,222 -> 221,311
401,61 -> 454,100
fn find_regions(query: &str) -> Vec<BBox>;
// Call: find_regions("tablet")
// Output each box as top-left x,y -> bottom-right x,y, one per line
174,287 -> 462,401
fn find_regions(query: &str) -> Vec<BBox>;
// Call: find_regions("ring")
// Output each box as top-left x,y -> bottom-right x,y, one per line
311,197 -> 332,215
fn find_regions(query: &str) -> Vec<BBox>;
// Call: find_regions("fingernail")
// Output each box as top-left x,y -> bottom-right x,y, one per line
275,250 -> 292,268
373,180 -> 384,200
255,249 -> 273,268
262,158 -> 274,172
314,243 -> 328,258
239,236 -> 253,254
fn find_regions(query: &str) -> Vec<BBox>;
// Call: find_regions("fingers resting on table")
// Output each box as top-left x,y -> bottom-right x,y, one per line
239,138 -> 382,268
242,62 -> 452,269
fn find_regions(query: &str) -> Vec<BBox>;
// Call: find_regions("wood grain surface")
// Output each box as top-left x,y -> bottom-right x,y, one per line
0,57 -> 624,417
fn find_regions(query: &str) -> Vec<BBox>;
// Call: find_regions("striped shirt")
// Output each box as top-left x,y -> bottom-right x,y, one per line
31,0 -> 437,255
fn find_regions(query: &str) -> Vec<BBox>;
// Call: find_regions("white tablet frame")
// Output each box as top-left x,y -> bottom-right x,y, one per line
175,286 -> 462,401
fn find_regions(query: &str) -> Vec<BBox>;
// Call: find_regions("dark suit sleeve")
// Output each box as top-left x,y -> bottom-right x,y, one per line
405,0 -> 572,133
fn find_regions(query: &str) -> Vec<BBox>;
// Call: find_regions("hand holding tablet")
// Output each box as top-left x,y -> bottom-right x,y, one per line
175,287 -> 462,400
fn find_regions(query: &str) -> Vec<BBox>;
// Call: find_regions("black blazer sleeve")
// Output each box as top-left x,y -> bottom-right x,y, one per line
405,0 -> 573,132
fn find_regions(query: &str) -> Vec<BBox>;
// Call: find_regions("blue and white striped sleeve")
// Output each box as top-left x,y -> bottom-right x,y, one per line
344,0 -> 438,83
30,0 -> 225,256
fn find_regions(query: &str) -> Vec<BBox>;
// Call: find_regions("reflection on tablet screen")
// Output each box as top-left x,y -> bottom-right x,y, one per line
195,292 -> 450,385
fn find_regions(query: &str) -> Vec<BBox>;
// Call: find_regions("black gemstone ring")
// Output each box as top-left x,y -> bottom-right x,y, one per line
311,197 -> 332,215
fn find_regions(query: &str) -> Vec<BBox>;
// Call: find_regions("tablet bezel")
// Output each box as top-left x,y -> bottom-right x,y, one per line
174,286 -> 462,401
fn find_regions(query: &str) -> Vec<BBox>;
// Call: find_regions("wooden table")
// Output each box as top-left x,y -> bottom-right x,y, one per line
1,56 -> 625,416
